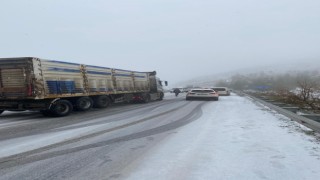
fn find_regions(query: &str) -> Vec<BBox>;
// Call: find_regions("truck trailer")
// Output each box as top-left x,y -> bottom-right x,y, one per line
0,57 -> 167,117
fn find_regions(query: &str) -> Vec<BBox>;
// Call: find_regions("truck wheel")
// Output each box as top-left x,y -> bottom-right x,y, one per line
50,100 -> 73,117
0,110 -> 4,115
75,97 -> 93,111
93,95 -> 111,108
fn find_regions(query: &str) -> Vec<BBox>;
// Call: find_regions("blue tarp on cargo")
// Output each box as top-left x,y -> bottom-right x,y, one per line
47,81 -> 75,94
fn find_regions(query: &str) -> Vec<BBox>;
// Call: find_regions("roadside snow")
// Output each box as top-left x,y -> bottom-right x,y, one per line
125,94 -> 320,180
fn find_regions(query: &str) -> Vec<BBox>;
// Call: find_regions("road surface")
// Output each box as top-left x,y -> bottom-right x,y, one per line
0,93 -> 319,180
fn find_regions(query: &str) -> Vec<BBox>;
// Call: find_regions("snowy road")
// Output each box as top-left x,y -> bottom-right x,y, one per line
0,93 -> 320,179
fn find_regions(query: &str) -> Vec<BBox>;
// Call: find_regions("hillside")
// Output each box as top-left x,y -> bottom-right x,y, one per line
175,60 -> 320,87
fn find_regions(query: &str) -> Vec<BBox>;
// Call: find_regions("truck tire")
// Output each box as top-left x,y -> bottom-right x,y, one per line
93,95 -> 111,108
75,97 -> 93,111
0,110 -> 4,115
50,100 -> 73,117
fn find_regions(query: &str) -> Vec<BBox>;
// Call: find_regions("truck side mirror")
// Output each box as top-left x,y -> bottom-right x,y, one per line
165,81 -> 168,86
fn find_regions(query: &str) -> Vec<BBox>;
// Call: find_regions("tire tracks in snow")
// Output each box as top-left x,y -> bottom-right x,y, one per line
0,101 -> 205,169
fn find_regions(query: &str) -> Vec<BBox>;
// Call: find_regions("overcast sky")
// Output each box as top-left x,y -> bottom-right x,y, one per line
1,0 -> 319,84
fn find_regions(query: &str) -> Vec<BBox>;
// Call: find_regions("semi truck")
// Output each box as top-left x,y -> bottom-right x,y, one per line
0,57 -> 167,117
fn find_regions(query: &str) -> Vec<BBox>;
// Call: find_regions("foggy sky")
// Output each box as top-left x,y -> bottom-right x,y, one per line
1,0 -> 319,84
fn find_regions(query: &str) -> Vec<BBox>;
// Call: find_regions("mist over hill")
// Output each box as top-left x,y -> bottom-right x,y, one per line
173,60 -> 320,88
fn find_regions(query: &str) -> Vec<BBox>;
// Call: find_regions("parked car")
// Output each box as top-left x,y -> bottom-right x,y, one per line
211,87 -> 230,96
186,88 -> 219,101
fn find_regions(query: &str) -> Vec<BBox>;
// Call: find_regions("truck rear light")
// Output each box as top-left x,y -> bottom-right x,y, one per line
133,96 -> 142,100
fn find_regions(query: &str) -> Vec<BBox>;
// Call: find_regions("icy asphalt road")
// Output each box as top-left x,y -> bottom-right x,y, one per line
0,93 -> 320,180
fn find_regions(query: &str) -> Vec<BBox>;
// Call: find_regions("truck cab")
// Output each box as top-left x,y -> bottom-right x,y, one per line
146,71 -> 167,101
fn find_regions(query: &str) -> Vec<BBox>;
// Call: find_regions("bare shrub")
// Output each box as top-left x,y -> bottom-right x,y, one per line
295,77 -> 320,112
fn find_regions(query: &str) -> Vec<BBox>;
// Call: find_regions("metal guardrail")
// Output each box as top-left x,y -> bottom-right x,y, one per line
238,92 -> 320,133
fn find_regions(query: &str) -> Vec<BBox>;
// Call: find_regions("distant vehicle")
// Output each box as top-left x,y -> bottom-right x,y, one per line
173,88 -> 181,97
170,88 -> 185,93
0,57 -> 167,117
211,87 -> 230,96
182,88 -> 190,93
186,88 -> 219,101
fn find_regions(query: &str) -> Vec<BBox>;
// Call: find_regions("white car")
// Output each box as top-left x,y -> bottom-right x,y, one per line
211,87 -> 230,96
186,89 -> 219,101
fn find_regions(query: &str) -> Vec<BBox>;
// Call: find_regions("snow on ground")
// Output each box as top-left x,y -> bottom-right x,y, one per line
0,123 -> 112,158
0,92 -> 181,158
0,115 -> 149,158
124,94 -> 320,180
